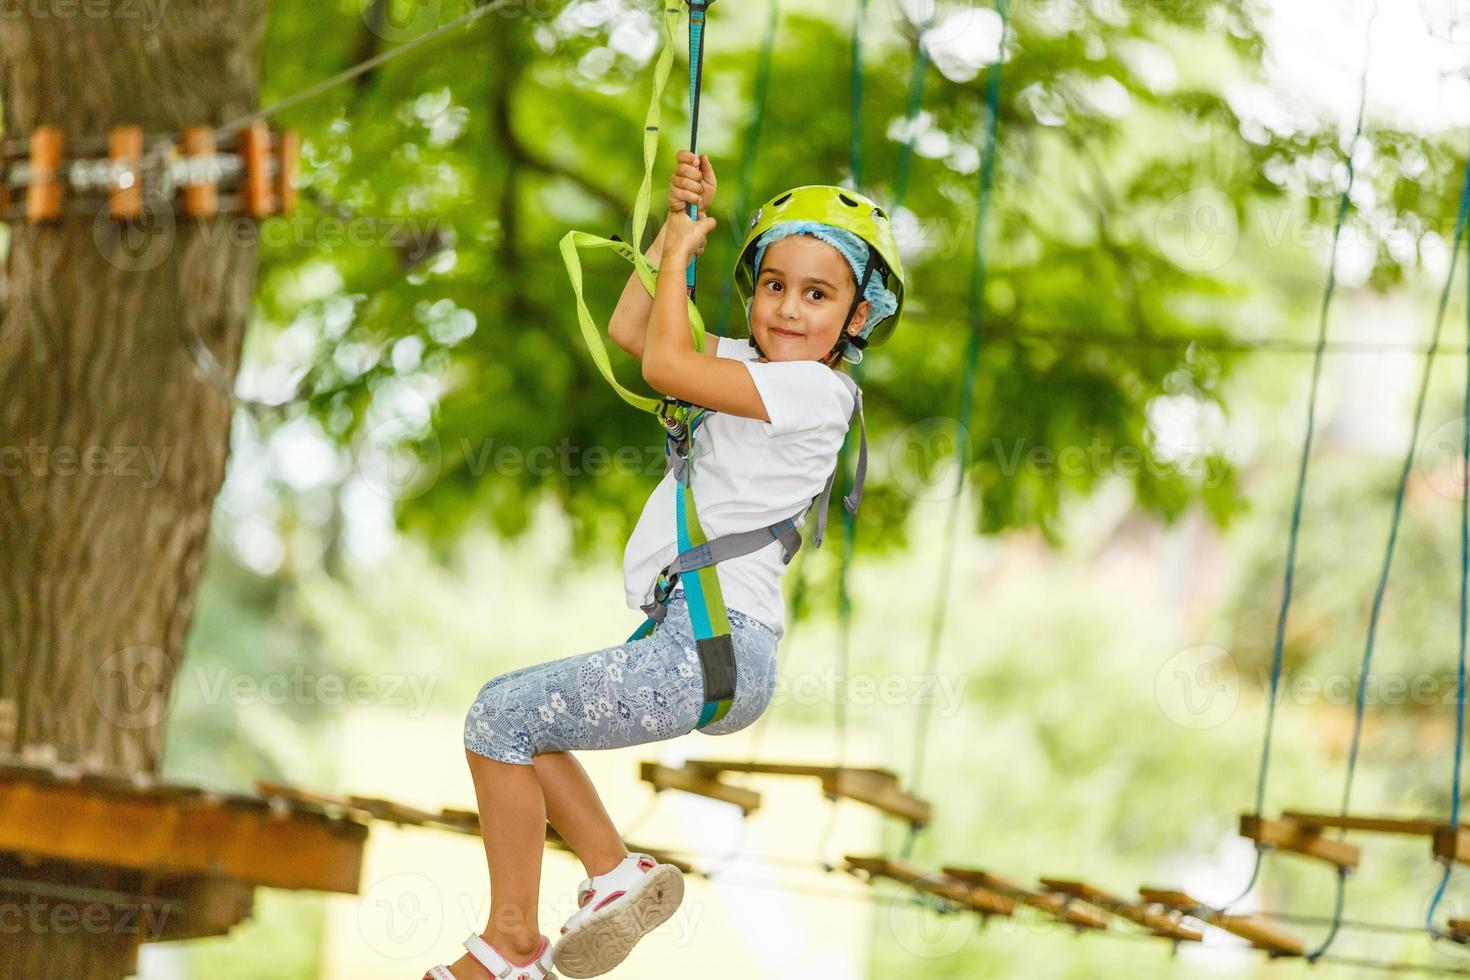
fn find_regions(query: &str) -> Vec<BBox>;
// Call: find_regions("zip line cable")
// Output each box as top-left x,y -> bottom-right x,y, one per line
715,0 -> 781,337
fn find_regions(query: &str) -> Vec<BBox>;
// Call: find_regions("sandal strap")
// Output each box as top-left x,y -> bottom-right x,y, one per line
462,933 -> 553,978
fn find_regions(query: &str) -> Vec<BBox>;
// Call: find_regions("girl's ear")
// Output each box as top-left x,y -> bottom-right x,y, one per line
847,300 -> 871,335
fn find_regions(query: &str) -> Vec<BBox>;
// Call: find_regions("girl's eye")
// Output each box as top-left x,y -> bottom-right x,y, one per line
806,289 -> 824,301
763,280 -> 781,291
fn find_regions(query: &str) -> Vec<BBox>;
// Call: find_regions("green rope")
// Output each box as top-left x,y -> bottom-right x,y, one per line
830,0 -> 871,770
1201,4 -> 1378,924
907,0 -> 1009,802
1426,142 -> 1470,944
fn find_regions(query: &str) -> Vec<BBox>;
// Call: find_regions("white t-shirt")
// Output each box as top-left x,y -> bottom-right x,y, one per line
622,335 -> 857,641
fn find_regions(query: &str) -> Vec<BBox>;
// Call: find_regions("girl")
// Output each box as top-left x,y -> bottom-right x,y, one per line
425,150 -> 904,980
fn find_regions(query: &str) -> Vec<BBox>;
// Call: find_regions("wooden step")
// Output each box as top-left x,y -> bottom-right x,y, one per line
943,868 -> 1108,930
1239,814 -> 1360,871
681,760 -> 931,826
639,762 -> 761,815
260,781 -> 695,873
1279,810 -> 1447,836
1273,809 -> 1470,866
845,856 -> 1014,917
1138,887 -> 1303,956
1040,879 -> 1202,942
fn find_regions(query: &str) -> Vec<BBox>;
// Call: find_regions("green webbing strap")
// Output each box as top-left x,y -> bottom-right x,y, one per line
565,3 -> 735,730
559,2 -> 708,417
677,440 -> 737,728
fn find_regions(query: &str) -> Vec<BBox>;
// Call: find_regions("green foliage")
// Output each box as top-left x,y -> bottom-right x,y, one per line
236,0 -> 1470,568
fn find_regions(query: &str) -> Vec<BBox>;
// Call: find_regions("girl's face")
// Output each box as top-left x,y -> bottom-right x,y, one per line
749,235 -> 870,363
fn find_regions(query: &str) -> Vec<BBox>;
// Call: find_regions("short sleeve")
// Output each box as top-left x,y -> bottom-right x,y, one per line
741,360 -> 855,437
714,334 -> 756,361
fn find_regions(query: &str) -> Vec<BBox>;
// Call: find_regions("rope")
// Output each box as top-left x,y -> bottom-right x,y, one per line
1428,144 -> 1470,945
715,0 -> 781,337
810,0 -> 876,865
1302,15 -> 1470,966
903,1 -> 1010,859
848,0 -> 869,189
684,0 -> 712,299
1218,0 -> 1377,918
218,0 -> 516,138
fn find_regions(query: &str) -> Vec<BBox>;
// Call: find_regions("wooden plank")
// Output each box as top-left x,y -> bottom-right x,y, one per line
845,856 -> 1014,917
1434,826 -> 1470,865
944,868 -> 1108,930
1239,814 -> 1359,870
0,778 -> 365,894
152,875 -> 255,942
1040,879 -> 1202,941
239,120 -> 274,217
26,126 -> 63,222
824,769 -> 931,827
1280,811 -> 1446,837
107,125 -> 143,220
1139,887 -> 1303,956
686,760 -> 890,779
181,126 -> 218,218
680,760 -> 929,825
256,781 -> 375,823
640,762 -> 761,814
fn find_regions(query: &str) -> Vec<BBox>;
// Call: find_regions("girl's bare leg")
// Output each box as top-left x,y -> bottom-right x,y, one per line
449,748 -> 627,979
449,750 -> 548,979
532,750 -> 628,879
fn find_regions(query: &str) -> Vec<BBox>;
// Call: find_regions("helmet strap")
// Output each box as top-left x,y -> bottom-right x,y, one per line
827,253 -> 879,365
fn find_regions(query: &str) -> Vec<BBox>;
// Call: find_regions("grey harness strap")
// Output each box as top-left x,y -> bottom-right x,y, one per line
641,372 -> 867,624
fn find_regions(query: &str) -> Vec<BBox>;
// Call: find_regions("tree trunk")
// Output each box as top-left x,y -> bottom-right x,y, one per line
0,1 -> 266,975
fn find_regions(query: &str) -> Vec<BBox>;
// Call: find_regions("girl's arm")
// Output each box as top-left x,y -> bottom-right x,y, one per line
642,196 -> 770,422
606,222 -> 672,360
609,152 -> 720,362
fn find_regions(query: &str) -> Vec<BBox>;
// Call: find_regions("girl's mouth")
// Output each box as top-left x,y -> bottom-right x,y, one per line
770,327 -> 802,339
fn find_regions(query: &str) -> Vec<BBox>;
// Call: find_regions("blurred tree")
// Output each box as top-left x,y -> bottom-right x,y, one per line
0,0 -> 266,975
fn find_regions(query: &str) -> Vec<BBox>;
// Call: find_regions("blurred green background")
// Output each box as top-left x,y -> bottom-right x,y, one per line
143,0 -> 1470,975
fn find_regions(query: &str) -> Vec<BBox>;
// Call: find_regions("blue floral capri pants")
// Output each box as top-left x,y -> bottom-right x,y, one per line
464,591 -> 779,765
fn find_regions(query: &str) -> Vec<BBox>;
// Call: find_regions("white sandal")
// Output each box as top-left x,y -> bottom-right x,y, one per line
422,931 -> 556,980
552,853 -> 684,978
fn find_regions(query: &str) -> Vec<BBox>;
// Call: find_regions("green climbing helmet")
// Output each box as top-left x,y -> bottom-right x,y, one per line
733,184 -> 907,349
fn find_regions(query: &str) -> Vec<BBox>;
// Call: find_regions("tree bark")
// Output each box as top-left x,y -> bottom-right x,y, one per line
0,1 -> 265,975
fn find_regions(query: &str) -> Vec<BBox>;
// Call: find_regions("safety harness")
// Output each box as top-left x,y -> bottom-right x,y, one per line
559,1 -> 869,730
